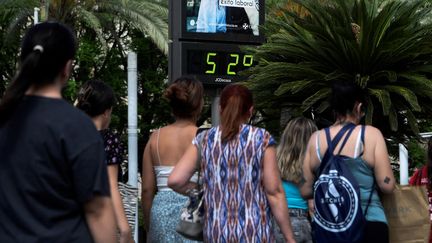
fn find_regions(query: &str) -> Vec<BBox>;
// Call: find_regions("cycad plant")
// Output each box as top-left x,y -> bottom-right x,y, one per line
246,0 -> 432,139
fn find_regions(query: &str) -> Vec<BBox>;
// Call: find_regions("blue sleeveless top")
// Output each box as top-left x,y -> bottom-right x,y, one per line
282,180 -> 308,210
344,157 -> 387,223
316,126 -> 387,224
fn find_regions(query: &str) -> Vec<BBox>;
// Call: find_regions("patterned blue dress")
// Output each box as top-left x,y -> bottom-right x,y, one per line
194,124 -> 276,242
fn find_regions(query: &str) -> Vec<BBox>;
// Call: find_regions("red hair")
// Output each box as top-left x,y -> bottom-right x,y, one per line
219,84 -> 253,141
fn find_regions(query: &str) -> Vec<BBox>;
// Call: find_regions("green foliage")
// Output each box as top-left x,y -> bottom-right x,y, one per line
0,0 -> 170,169
0,8 -> 21,95
0,0 -> 169,55
407,139 -> 427,170
245,0 -> 432,140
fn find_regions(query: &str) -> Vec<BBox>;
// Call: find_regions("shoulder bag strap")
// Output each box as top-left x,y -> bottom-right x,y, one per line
195,129 -> 208,189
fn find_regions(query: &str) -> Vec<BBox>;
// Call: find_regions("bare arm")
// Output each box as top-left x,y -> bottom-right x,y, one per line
300,133 -> 317,199
263,146 -> 296,243
108,165 -> 133,243
368,127 -> 395,193
307,199 -> 315,217
141,138 -> 156,232
168,144 -> 199,194
84,196 -> 117,243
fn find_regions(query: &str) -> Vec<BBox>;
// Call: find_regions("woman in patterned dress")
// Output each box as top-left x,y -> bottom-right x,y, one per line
169,84 -> 296,242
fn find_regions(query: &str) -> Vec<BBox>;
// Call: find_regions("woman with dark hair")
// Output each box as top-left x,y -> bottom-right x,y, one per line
142,77 -> 204,242
301,80 -> 395,243
0,22 -> 116,242
76,80 -> 133,243
409,137 -> 432,242
168,84 -> 296,242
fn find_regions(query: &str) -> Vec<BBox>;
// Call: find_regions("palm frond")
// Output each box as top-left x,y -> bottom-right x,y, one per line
301,88 -> 331,112
381,85 -> 421,112
368,88 -> 391,115
75,6 -> 107,53
98,0 -> 168,55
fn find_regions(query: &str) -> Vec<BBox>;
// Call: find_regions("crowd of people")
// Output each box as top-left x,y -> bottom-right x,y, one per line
0,20 -> 430,243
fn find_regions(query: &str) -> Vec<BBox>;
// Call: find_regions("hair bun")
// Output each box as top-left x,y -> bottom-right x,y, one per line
164,83 -> 188,104
76,100 -> 92,113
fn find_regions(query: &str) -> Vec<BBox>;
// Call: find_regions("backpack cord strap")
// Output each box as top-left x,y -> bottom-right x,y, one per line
337,125 -> 356,155
363,179 -> 375,218
320,123 -> 356,174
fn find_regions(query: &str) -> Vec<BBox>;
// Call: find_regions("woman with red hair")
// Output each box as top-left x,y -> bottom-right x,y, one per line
169,84 -> 295,242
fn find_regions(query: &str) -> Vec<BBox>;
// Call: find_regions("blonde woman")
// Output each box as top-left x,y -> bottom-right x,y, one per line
275,117 -> 317,243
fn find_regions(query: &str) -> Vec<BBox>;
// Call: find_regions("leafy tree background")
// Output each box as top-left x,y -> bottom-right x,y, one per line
0,0 -> 171,180
2,0 -> 432,175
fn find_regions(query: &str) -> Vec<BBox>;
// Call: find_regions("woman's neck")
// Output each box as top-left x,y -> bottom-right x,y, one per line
25,83 -> 62,99
334,114 -> 358,126
92,117 -> 104,131
173,118 -> 196,127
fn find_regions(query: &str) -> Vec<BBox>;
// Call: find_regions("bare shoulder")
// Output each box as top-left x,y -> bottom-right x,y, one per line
363,125 -> 384,140
147,130 -> 158,144
308,130 -> 321,145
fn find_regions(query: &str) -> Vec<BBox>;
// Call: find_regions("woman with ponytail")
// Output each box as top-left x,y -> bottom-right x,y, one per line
0,22 -> 116,242
76,80 -> 133,243
169,84 -> 296,242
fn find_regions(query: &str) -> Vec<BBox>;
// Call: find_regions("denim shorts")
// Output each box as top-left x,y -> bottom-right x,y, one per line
273,208 -> 312,243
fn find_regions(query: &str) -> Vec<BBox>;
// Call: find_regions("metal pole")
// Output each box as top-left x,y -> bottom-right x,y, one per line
127,52 -> 138,187
127,52 -> 139,242
34,7 -> 40,25
399,143 -> 409,185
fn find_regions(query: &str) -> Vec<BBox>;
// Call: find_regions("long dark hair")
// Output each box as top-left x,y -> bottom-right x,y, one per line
0,22 -> 77,125
76,80 -> 116,117
219,84 -> 253,141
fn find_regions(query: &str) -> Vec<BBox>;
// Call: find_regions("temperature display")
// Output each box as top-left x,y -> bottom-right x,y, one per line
187,50 -> 255,76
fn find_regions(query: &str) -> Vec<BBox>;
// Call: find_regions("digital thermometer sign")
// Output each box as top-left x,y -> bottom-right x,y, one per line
170,41 -> 257,85
187,50 -> 254,76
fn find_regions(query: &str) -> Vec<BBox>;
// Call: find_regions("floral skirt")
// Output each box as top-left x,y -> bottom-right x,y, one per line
148,191 -> 201,243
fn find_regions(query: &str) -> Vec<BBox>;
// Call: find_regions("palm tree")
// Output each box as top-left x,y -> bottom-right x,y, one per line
245,0 -> 432,139
0,0 -> 168,55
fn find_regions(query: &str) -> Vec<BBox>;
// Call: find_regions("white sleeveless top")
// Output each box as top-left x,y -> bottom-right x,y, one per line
153,129 -> 198,192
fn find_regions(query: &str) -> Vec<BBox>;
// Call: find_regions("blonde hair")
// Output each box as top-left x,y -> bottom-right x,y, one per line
277,117 -> 317,184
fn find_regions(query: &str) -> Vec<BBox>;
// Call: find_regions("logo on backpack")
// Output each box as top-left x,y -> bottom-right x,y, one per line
314,169 -> 359,232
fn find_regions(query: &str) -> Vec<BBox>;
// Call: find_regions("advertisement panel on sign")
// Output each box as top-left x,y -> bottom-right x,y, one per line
170,0 -> 264,44
186,0 -> 260,36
